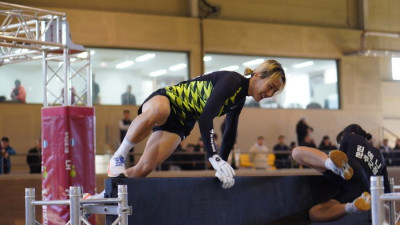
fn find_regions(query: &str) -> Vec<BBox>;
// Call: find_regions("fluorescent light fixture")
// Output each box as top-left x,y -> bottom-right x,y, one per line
203,56 -> 212,62
135,53 -> 155,62
100,62 -> 107,67
220,65 -> 239,71
149,69 -> 167,77
242,58 -> 264,67
76,52 -> 88,58
169,63 -> 187,71
4,59 -> 10,62
116,60 -> 134,69
293,61 -> 314,69
392,58 -> 400,80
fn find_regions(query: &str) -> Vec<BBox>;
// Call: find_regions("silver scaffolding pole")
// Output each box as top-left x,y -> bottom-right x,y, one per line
371,176 -> 385,225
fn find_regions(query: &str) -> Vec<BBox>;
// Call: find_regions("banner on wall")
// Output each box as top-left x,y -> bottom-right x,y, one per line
41,106 -> 96,225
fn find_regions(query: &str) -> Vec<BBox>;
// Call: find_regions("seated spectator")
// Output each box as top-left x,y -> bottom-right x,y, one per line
392,138 -> 400,166
180,144 -> 197,170
273,135 -> 290,169
289,141 -> 296,150
394,138 -> 400,149
380,138 -> 393,166
249,136 -> 271,169
11,79 -> 26,103
194,137 -> 205,152
299,134 -> 316,148
393,138 -> 400,165
26,139 -> 42,174
318,135 -> 337,154
1,137 -> 17,174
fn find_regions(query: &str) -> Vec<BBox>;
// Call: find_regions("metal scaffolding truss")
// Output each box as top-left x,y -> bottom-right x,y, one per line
25,185 -> 132,225
0,2 -> 92,106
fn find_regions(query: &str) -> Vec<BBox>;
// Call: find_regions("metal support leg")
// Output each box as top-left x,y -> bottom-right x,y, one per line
118,185 -> 129,225
389,178 -> 396,225
25,188 -> 36,225
69,186 -> 81,225
371,176 -> 385,225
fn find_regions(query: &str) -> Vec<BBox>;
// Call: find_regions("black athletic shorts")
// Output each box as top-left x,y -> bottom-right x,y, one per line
138,88 -> 196,140
322,159 -> 369,203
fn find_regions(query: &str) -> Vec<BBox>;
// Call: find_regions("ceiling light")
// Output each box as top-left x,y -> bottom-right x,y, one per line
243,58 -> 264,67
100,62 -> 107,67
292,61 -> 314,69
116,60 -> 134,69
220,65 -> 239,71
203,56 -> 212,62
135,53 -> 155,62
169,63 -> 187,71
149,69 -> 167,77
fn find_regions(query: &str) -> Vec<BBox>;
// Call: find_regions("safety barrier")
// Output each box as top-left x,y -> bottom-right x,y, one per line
25,185 -> 131,225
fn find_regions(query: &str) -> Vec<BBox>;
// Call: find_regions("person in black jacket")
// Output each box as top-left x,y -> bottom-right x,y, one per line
26,139 -> 41,174
292,124 -> 390,222
296,116 -> 313,145
318,135 -> 337,154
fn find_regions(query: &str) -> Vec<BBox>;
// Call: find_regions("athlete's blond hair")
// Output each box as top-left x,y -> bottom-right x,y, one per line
244,59 -> 286,93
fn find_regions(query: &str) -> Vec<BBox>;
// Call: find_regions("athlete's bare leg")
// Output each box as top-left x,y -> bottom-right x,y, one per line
292,146 -> 328,173
126,131 -> 181,177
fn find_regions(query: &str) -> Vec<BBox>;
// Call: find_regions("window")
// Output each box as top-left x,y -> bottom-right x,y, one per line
0,48 -> 189,105
392,57 -> 400,80
204,54 -> 339,109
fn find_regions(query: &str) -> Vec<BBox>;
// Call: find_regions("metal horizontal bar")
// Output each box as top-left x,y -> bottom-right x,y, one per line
83,205 -> 119,215
32,200 -> 70,205
81,198 -> 121,205
0,49 -> 40,59
0,2 -> 65,16
0,42 -> 45,50
0,19 -> 37,30
381,193 -> 400,201
0,35 -> 64,47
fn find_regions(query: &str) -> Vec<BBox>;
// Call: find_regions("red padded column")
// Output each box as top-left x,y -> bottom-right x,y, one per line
41,106 -> 96,225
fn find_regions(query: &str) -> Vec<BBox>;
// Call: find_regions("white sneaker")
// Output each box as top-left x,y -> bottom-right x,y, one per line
329,150 -> 353,180
107,155 -> 127,177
